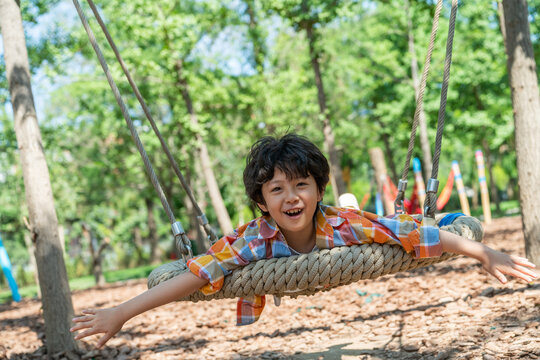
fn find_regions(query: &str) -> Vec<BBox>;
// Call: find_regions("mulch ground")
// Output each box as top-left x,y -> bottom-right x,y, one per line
1,216 -> 539,360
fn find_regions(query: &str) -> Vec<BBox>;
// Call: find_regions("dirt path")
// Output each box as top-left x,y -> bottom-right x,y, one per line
1,216 -> 539,359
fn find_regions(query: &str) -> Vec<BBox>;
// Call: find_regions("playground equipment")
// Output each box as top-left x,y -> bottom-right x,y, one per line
412,158 -> 426,210
475,150 -> 492,224
73,0 -> 479,300
436,168 -> 454,211
451,161 -> 471,216
0,235 -> 21,302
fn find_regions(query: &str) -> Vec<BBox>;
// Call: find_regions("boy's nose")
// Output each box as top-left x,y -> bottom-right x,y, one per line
285,189 -> 300,202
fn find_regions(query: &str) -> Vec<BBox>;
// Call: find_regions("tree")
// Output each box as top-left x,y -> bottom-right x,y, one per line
501,0 -> 540,266
404,0 -> 432,180
0,0 -> 78,354
263,0 -> 348,201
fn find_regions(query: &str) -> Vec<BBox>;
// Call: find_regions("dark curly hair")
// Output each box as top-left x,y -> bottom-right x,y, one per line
243,134 -> 330,214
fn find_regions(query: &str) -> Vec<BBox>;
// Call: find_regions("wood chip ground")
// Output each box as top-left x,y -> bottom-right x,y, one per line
1,216 -> 539,359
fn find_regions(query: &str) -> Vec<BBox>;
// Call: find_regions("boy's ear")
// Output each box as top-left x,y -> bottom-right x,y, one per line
317,189 -> 325,202
257,202 -> 268,213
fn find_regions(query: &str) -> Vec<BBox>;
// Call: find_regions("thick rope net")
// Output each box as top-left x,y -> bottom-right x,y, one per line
148,215 -> 482,302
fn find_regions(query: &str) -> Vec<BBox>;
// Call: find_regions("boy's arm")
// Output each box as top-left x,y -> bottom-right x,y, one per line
439,230 -> 538,283
71,271 -> 208,348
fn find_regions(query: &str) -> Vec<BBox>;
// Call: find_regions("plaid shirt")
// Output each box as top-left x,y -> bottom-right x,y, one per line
187,204 -> 441,325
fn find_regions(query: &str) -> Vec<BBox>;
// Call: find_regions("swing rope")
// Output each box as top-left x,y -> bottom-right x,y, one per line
424,0 -> 459,217
84,0 -> 218,246
73,0 -> 194,259
395,0 -> 458,219
73,0 -> 477,300
148,215 -> 483,300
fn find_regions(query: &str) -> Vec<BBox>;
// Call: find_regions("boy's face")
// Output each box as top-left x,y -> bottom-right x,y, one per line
258,168 -> 323,240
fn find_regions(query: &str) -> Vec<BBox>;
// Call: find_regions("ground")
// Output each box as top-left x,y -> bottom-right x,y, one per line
0,216 -> 539,360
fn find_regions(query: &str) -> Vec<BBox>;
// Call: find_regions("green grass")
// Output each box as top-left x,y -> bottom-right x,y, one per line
469,200 -> 520,219
0,264 -> 159,304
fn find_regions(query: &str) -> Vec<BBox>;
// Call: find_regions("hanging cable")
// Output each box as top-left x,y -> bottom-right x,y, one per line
85,0 -> 218,244
395,0 -> 443,214
424,0 -> 458,218
72,0 -> 193,260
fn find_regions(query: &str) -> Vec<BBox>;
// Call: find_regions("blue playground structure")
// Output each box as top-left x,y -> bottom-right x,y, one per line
0,234 -> 21,302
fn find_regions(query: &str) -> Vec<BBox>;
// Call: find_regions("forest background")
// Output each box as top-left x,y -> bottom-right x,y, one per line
1,0 -> 539,290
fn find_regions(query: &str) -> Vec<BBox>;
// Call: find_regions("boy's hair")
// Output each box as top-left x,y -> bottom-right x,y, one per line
243,134 -> 330,213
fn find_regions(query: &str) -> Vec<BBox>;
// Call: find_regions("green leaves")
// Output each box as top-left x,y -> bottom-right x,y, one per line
0,0 -> 534,274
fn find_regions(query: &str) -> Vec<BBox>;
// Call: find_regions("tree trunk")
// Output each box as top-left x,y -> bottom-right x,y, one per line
244,0 -> 266,73
133,226 -> 145,265
305,24 -> 347,202
23,229 -> 41,297
83,225 -> 107,286
0,0 -> 78,353
405,0 -> 432,180
174,60 -> 233,236
184,166 -> 209,254
369,148 -> 394,215
501,0 -> 540,266
482,139 -> 501,214
374,118 -> 399,185
145,198 -> 161,264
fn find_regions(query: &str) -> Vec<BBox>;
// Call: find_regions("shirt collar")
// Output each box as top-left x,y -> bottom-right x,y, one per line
257,204 -> 347,247
258,215 -> 280,239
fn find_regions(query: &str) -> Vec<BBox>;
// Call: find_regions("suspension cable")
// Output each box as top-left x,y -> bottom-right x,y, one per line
394,0 -> 443,214
424,0 -> 458,218
73,0 -> 193,259
85,0 -> 218,244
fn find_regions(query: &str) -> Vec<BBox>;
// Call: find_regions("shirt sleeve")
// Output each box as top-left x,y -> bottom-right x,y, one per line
375,213 -> 442,258
186,222 -> 264,295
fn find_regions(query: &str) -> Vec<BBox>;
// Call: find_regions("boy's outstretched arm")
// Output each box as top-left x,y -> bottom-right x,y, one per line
70,271 -> 208,348
439,230 -> 538,284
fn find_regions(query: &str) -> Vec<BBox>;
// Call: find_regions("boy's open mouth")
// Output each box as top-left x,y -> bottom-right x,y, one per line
284,208 -> 303,216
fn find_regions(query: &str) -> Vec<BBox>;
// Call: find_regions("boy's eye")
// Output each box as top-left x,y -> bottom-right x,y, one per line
271,187 -> 281,192
297,182 -> 308,186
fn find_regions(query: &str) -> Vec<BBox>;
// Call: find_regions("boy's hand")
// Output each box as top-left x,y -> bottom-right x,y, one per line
481,248 -> 538,284
70,307 -> 126,348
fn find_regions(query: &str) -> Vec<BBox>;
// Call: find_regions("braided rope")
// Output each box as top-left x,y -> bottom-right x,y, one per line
148,215 -> 482,301
84,0 -> 217,244
400,0 -> 443,183
424,0 -> 458,217
73,0 -> 175,224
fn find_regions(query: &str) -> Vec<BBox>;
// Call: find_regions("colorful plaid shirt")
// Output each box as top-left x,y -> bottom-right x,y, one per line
186,204 -> 441,325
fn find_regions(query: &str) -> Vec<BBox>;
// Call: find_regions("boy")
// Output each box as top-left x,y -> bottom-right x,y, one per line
71,134 -> 537,348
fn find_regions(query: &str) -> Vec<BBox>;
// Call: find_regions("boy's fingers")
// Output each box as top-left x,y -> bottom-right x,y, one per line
512,264 -> 539,279
493,269 -> 507,284
96,333 -> 113,348
82,309 -> 97,315
505,268 -> 533,283
72,315 -> 94,323
74,328 -> 101,340
70,323 -> 93,332
510,255 -> 536,268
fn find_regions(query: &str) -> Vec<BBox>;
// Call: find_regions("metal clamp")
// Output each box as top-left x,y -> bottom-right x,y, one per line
197,214 -> 209,226
426,178 -> 439,193
394,180 -> 408,214
171,221 -> 193,261
423,178 -> 440,218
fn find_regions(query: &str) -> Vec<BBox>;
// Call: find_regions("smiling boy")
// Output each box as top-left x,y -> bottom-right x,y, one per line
71,134 -> 537,348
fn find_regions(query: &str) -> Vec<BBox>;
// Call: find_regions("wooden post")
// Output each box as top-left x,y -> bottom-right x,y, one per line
369,148 -> 394,215
475,150 -> 492,224
412,158 -> 426,211
452,161 -> 471,216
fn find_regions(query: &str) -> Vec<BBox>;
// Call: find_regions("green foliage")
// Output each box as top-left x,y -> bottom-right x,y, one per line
1,0 -> 536,279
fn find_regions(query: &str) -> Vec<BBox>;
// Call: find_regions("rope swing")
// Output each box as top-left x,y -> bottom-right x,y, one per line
74,0 -> 471,301
148,215 -> 482,301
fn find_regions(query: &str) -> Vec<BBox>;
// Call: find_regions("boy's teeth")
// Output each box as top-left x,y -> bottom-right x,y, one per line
286,209 -> 302,215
